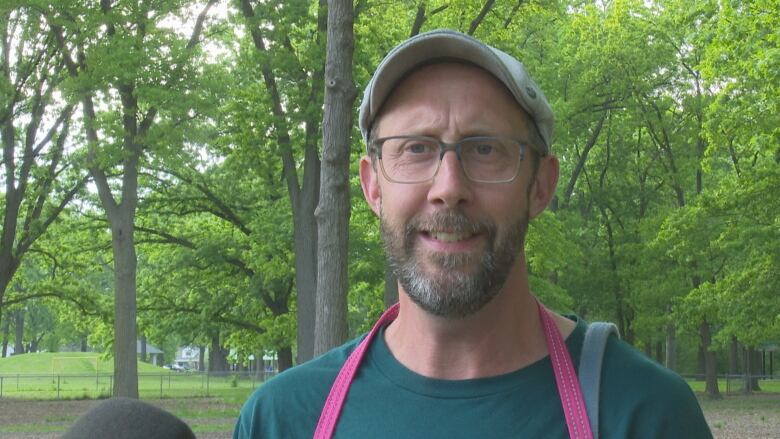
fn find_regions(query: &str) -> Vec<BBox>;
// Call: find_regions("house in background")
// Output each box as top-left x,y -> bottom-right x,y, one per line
175,346 -> 200,371
137,340 -> 164,365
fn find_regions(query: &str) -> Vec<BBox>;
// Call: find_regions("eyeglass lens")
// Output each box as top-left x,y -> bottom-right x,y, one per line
379,137 -> 522,183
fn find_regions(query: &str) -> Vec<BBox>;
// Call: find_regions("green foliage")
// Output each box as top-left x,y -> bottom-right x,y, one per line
1,0 -> 775,378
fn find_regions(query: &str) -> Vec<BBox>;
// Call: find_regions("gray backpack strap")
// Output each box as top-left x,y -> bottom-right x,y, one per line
579,322 -> 619,439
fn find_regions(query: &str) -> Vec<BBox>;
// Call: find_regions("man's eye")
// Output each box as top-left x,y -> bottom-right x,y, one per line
406,142 -> 430,154
475,144 -> 494,155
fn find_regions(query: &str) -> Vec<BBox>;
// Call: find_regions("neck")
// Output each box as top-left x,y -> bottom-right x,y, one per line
384,255 -> 574,380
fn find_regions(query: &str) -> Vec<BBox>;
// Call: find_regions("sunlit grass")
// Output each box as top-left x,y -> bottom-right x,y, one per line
687,378 -> 780,394
0,353 -> 268,400
0,352 -> 166,375
0,424 -> 65,433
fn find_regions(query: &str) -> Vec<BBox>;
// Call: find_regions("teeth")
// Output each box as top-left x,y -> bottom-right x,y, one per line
430,232 -> 470,242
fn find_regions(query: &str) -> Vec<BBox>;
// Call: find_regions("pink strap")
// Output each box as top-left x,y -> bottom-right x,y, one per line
538,302 -> 593,439
314,301 -> 592,439
313,303 -> 399,439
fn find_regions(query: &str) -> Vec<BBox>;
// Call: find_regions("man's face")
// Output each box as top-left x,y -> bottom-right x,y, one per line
360,63 -> 555,318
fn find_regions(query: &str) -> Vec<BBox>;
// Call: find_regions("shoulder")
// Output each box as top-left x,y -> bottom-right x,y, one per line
233,336 -> 363,439
599,336 -> 712,438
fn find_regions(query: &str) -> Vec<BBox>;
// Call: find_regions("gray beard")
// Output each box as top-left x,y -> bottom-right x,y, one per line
381,209 -> 528,318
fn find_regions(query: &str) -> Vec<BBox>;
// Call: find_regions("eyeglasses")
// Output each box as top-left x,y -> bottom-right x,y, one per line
372,135 -> 527,184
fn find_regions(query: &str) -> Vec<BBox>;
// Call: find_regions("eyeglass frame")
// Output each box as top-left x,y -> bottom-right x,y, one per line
370,135 -> 531,184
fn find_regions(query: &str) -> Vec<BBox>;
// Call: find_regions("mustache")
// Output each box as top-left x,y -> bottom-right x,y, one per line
404,211 -> 495,236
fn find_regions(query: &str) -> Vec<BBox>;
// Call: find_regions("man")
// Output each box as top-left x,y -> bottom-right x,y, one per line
234,29 -> 712,438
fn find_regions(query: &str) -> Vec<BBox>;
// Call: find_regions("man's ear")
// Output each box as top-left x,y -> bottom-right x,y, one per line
360,156 -> 381,216
529,155 -> 559,219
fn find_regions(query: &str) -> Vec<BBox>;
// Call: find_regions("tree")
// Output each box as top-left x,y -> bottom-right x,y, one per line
0,0 -> 770,394
50,0 -> 218,397
0,3 -> 86,336
134,148 -> 298,370
314,0 -> 357,355
236,0 -> 327,364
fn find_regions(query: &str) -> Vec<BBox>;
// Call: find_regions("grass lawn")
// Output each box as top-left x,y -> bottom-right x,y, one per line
0,352 -> 267,400
0,351 -> 166,375
687,377 -> 780,393
3,353 -> 778,438
0,391 -> 254,436
0,353 -> 257,436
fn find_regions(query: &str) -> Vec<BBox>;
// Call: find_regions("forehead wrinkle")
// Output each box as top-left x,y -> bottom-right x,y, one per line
383,105 -> 451,137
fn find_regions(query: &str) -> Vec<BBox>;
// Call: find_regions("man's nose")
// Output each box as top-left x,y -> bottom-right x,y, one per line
426,151 -> 472,208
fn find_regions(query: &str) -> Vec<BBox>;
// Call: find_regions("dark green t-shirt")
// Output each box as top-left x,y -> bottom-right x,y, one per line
234,317 -> 712,438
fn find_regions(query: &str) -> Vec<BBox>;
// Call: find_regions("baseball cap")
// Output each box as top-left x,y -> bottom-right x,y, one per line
359,29 -> 554,155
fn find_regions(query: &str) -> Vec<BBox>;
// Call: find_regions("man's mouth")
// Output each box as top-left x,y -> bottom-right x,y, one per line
425,231 -> 474,243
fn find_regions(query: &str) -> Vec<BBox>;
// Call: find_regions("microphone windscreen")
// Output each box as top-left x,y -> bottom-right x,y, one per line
62,397 -> 196,439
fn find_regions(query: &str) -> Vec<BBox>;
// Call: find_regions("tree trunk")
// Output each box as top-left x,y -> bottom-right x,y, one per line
30,333 -> 43,353
140,335 -> 147,362
743,346 -> 750,392
655,341 -> 663,364
665,322 -> 677,371
294,205 -> 318,364
278,346 -> 293,372
728,335 -> 739,376
82,87 -> 141,399
80,336 -> 88,352
110,213 -> 139,398
700,321 -> 721,399
751,348 -> 762,390
744,346 -> 761,392
209,333 -> 229,372
314,0 -> 356,357
697,343 -> 706,378
14,309 -> 24,355
1,314 -> 8,357
0,274 -> 16,350
199,346 -> 206,372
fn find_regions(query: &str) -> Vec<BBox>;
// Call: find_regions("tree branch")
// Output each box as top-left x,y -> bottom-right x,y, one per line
468,0 -> 495,35
134,225 -> 254,278
149,165 -> 252,236
238,0 -> 300,206
562,111 -> 607,208
187,0 -> 218,49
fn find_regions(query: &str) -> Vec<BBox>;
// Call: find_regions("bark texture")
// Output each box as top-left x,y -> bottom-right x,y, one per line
314,0 -> 357,356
